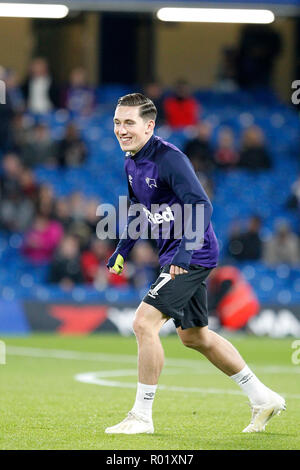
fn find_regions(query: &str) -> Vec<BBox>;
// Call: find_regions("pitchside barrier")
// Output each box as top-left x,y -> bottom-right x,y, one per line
0,299 -> 300,338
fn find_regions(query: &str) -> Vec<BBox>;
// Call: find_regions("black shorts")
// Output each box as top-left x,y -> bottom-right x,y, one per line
143,264 -> 214,330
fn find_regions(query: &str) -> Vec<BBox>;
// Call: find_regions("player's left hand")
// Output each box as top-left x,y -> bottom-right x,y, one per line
107,253 -> 124,275
169,265 -> 188,280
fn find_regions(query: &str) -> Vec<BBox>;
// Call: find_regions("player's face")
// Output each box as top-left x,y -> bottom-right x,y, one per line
113,106 -> 154,154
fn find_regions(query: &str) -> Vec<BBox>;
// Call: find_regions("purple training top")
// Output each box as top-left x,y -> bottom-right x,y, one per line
115,134 -> 219,270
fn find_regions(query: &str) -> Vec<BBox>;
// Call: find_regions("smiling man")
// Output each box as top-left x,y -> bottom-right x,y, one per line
113,103 -> 153,153
105,93 -> 286,435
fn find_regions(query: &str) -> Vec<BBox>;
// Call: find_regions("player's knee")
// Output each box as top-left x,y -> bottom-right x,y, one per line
180,331 -> 212,352
133,303 -> 164,340
133,316 -> 154,340
181,336 -> 199,350
132,321 -> 145,339
132,316 -> 144,338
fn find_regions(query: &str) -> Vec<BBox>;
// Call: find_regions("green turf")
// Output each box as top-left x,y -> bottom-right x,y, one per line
0,333 -> 299,450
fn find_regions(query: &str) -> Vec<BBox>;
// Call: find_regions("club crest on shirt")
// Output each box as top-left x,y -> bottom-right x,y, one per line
145,177 -> 157,189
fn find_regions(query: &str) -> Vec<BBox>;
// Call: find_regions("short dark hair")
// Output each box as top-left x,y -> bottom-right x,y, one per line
117,93 -> 157,121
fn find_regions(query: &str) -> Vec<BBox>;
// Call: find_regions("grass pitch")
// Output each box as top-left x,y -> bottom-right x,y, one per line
0,333 -> 299,450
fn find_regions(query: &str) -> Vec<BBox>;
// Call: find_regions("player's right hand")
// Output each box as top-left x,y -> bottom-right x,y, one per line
107,253 -> 124,275
169,265 -> 188,280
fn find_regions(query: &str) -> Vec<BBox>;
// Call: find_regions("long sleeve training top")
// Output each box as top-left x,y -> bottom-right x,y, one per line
114,134 -> 219,270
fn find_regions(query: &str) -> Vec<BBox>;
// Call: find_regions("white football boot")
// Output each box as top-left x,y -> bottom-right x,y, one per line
242,390 -> 286,433
105,411 -> 154,434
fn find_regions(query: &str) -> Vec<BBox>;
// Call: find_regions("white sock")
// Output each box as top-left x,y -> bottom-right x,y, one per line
230,365 -> 271,405
131,382 -> 157,420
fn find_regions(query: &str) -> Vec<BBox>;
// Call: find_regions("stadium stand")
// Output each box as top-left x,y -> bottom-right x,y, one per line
0,85 -> 300,305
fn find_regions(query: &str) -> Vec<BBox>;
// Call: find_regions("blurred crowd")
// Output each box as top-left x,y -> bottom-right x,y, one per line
227,215 -> 300,266
0,151 -> 160,291
0,55 -> 299,292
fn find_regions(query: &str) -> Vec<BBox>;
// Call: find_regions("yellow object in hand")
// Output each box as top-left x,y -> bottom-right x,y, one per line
112,254 -> 124,274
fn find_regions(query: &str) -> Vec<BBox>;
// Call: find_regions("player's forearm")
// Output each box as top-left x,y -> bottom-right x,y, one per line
114,215 -> 138,260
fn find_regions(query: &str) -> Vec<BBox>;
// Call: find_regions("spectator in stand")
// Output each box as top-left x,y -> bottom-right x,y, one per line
54,197 -> 73,231
21,57 -> 60,114
64,196 -> 100,251
0,66 -> 14,153
48,234 -> 84,290
184,126 -> 215,199
19,167 -> 39,203
67,218 -> 91,252
5,68 -> 25,113
214,46 -> 238,93
68,191 -> 86,221
84,198 -> 100,234
228,215 -> 262,261
238,125 -> 272,170
183,121 -> 214,173
56,122 -> 87,167
214,127 -> 240,169
0,153 -> 34,232
263,220 -> 300,265
62,67 -> 96,115
236,25 -> 282,89
22,210 -> 64,264
227,220 -> 243,260
128,241 -> 160,289
163,80 -> 200,129
81,238 -> 129,289
10,112 -> 32,153
20,122 -> 58,167
0,152 -> 22,200
37,183 -> 56,218
143,82 -> 165,126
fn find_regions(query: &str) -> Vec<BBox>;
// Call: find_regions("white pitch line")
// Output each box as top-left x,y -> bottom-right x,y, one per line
75,370 -> 244,395
5,345 -> 300,399
75,370 -> 300,400
5,345 -> 300,374
5,345 -> 207,369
